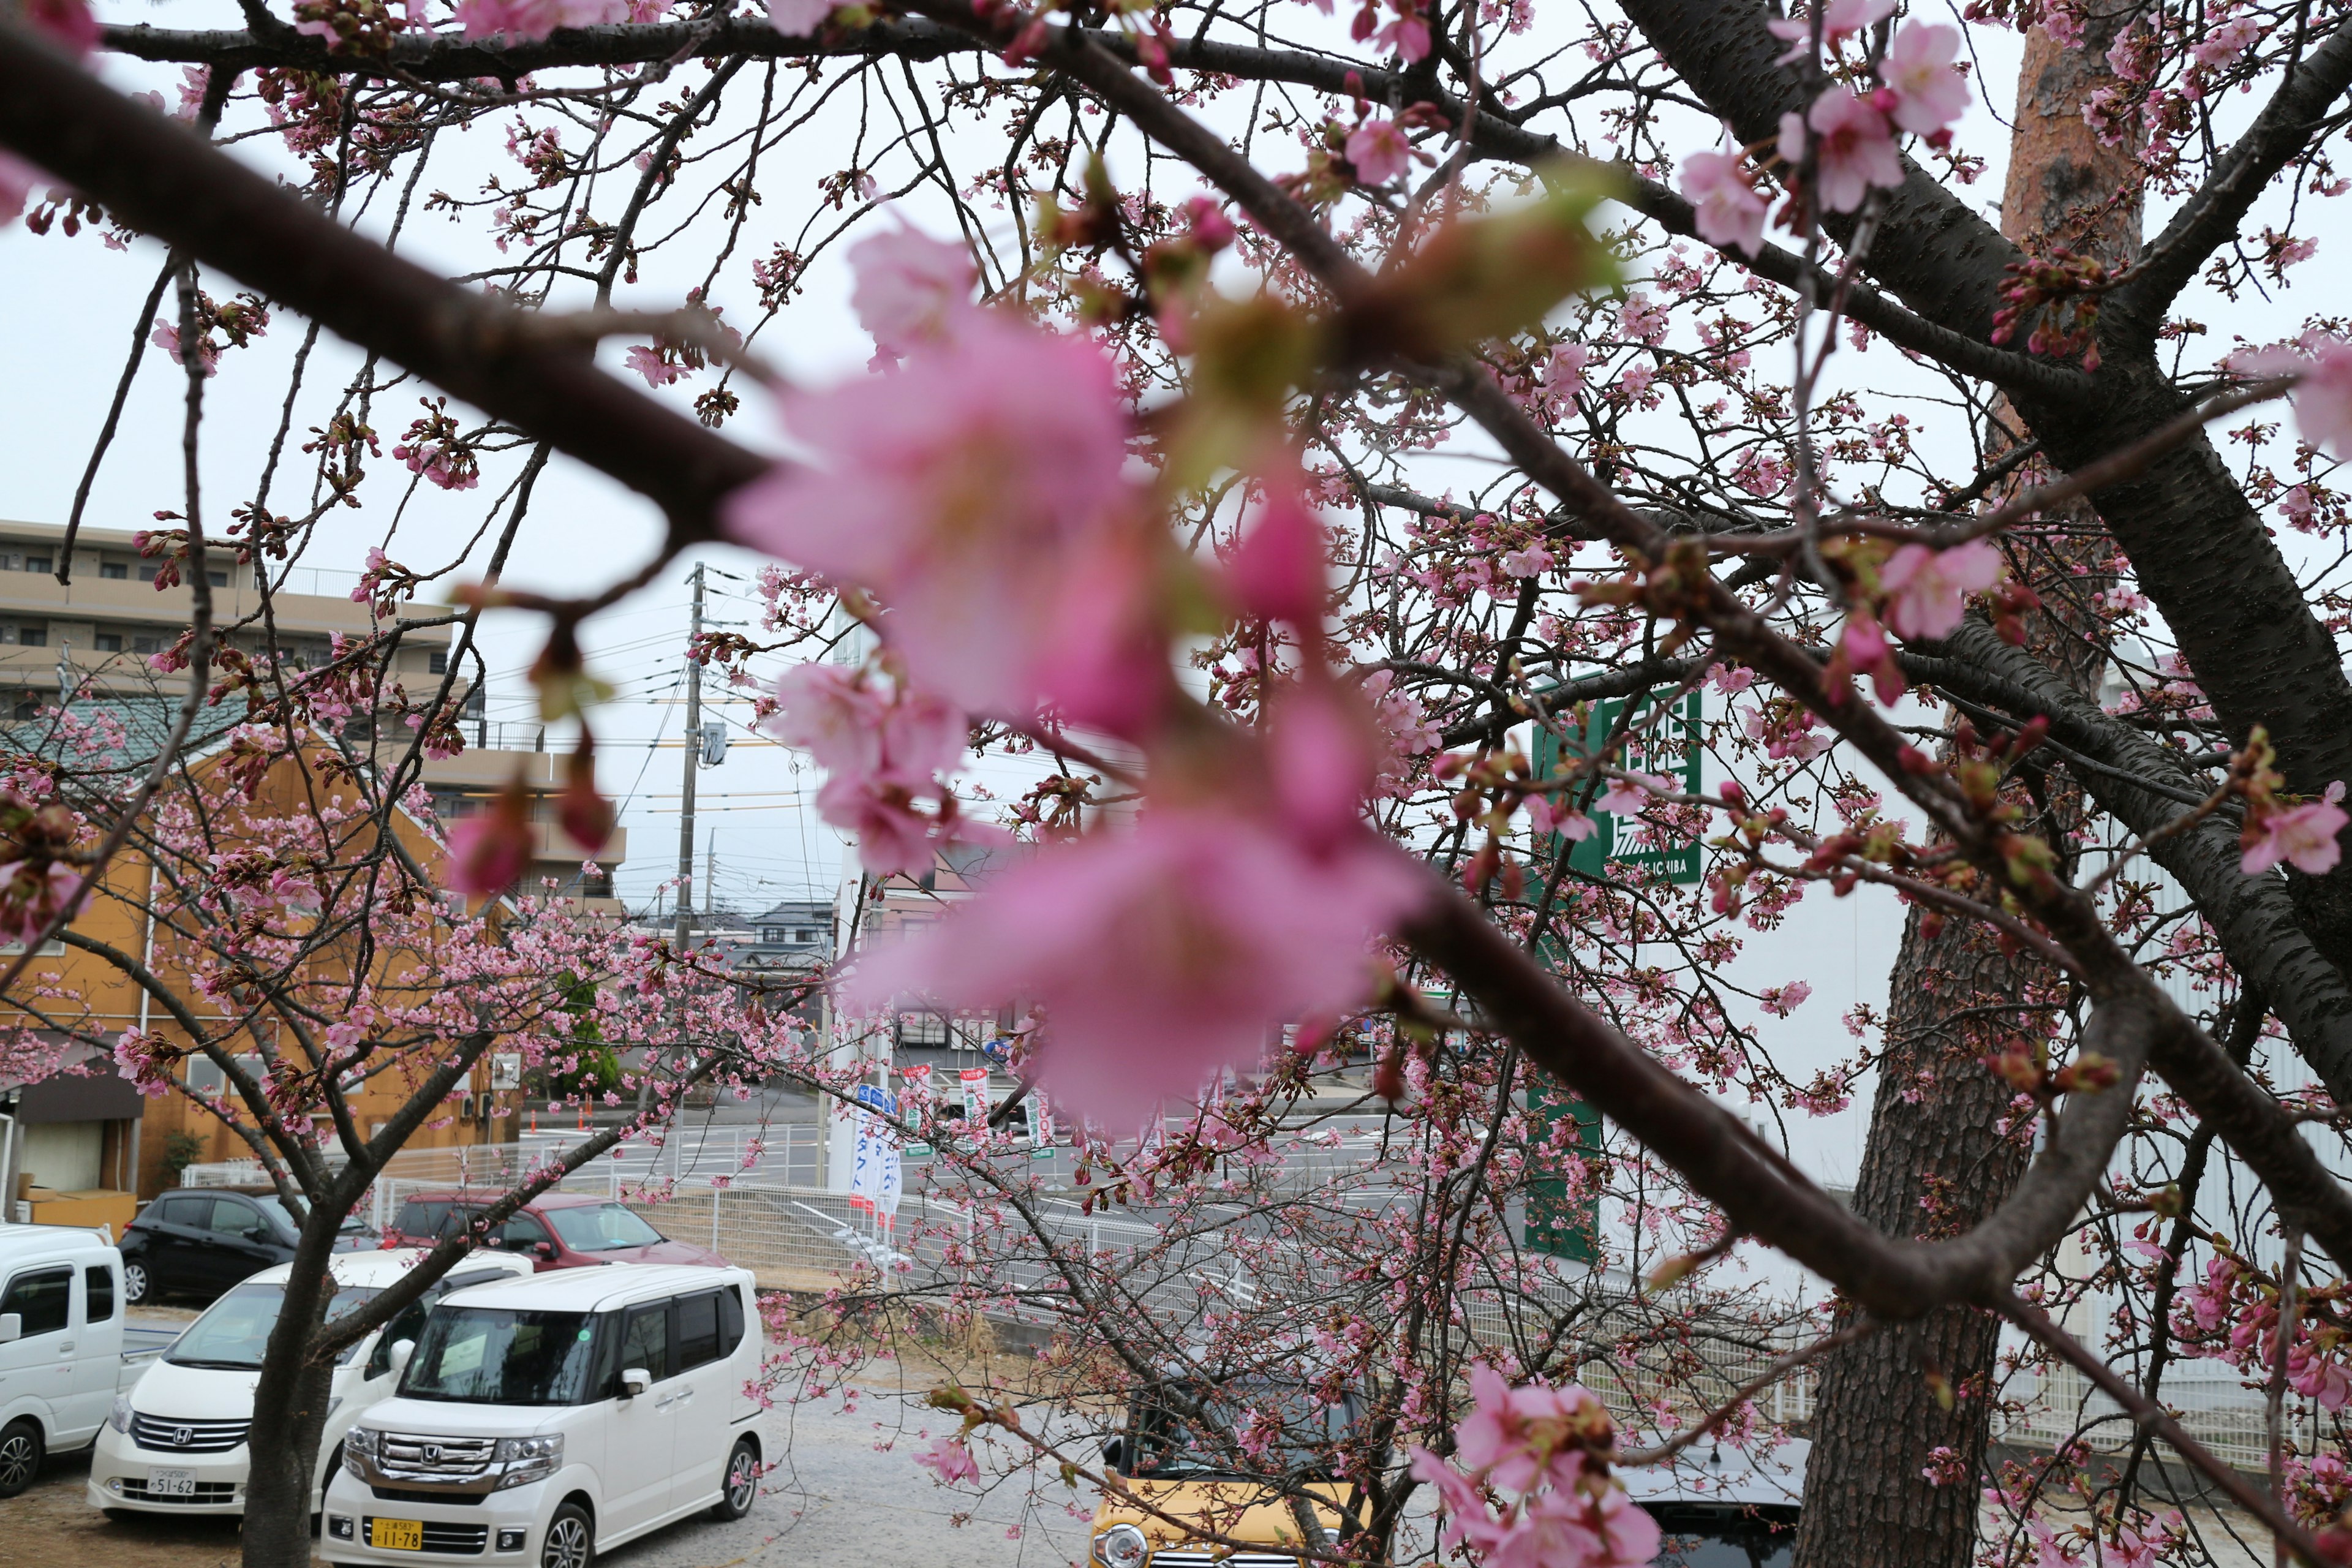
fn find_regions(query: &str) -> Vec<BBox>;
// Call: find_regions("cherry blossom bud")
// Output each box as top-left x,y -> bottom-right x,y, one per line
447,779 -> 533,896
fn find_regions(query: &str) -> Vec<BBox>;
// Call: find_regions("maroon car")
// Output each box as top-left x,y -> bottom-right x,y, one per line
383,1189 -> 730,1270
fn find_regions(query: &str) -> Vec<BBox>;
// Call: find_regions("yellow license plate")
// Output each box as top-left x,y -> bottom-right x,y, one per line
369,1518 -> 424,1551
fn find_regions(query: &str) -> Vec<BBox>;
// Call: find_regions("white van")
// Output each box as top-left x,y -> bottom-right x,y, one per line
0,1223 -> 153,1498
322,1264 -> 764,1568
87,1247 -> 533,1517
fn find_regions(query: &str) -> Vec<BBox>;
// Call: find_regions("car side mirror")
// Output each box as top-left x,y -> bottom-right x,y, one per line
620,1367 -> 651,1399
533,1242 -> 556,1260
1099,1436 -> 1125,1474
0,1314 -> 18,1344
387,1339 -> 415,1376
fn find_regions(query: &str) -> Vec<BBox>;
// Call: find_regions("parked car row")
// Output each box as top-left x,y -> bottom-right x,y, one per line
116,1186 -> 723,1305
4,1220 -> 763,1568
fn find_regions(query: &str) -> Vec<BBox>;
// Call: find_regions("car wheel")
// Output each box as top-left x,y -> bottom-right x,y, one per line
0,1418 -> 43,1498
121,1260 -> 149,1305
709,1437 -> 758,1521
540,1502 -> 594,1568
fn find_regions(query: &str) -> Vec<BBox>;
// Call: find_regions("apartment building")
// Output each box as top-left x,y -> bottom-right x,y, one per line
0,519 -> 626,908
0,518 -> 443,713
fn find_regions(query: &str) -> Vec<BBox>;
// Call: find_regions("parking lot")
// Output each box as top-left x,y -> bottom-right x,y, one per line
3,1365 -> 1092,1568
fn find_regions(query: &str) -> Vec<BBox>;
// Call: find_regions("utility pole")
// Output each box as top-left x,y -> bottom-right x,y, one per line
673,562 -> 704,949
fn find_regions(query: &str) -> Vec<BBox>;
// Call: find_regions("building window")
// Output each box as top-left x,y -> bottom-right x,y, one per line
761,927 -> 785,943
132,635 -> 161,655
18,627 -> 42,648
94,633 -> 121,653
429,650 -> 448,674
99,561 -> 127,580
22,556 -> 51,576
207,570 -> 228,588
796,929 -> 818,944
138,564 -> 159,583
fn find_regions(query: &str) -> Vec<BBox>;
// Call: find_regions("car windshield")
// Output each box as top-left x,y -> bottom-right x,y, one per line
544,1203 -> 665,1252
250,1195 -> 371,1235
167,1281 -> 384,1369
1129,1382 -> 1361,1480
400,1307 -> 602,1405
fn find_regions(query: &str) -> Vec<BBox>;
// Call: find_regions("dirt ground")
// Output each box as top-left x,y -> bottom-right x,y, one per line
2,1447 -> 245,1568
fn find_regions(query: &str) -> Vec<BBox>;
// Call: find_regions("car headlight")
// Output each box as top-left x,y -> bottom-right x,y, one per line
108,1394 -> 134,1434
344,1426 -> 378,1477
494,1433 -> 562,1489
1092,1523 -> 1148,1568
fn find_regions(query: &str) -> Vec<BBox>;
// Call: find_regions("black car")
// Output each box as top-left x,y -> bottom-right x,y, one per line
118,1188 -> 380,1303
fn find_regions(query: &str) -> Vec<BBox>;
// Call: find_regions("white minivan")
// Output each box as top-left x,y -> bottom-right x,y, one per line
0,1224 -> 151,1498
322,1264 -> 765,1568
88,1247 -> 533,1516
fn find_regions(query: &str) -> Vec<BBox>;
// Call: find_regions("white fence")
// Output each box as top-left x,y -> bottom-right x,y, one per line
182,1126 -> 2309,1477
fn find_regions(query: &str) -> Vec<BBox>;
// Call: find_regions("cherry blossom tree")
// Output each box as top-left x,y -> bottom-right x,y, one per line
6,0 -> 2352,1563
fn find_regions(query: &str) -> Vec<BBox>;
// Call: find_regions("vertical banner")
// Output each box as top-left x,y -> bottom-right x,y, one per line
1030,1090 -> 1056,1153
847,1082 -> 896,1215
959,1067 -> 990,1128
900,1062 -> 932,1105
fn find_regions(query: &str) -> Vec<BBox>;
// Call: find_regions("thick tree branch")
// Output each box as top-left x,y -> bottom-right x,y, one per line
1902,620 -> 2352,1104
2109,19 -> 2352,343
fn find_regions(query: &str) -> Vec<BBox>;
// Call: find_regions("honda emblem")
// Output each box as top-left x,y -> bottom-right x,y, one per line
423,1444 -> 443,1464
172,1427 -> 192,1447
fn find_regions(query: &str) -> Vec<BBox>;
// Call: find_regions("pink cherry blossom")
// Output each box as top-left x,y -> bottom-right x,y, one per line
1501,543 -> 1556,579
0,859 -> 81,946
914,1436 -> 980,1485
151,320 -> 221,378
850,809 -> 1425,1123
1226,480 -> 1330,624
768,0 -> 833,36
1374,10 -> 1431,60
2232,337 -> 2352,458
1679,147 -> 1770,258
2287,1341 -> 2352,1411
1762,980 -> 1812,1016
1878,538 -> 2003,640
446,812 -> 532,896
1595,772 -> 1672,815
1876,22 -> 1970,137
1265,681 -> 1393,854
722,309 -> 1133,718
1764,0 -> 1895,62
2242,781 -> 2349,877
25,0 -> 99,56
454,0 -> 626,40
769,663 -> 989,876
1410,1369 -> 1657,1568
848,227 -> 981,360
1840,611 -> 1905,704
2190,15 -> 2263,69
1525,794 -> 1598,843
112,1028 -> 173,1099
1346,118 -> 1413,185
1778,88 -> 1904,214
625,345 -> 686,386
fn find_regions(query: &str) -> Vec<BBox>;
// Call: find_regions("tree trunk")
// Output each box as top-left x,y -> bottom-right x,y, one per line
1790,18 -> 2144,1568
1789,905 -> 2048,1566
243,1211 -> 350,1568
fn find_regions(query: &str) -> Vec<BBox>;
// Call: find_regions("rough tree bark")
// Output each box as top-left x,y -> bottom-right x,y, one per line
1791,20 -> 2145,1567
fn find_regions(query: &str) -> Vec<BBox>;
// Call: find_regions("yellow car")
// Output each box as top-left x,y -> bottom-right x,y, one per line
1088,1381 -> 1358,1568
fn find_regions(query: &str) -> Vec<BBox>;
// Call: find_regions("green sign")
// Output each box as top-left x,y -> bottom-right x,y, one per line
1533,688 -> 1703,886
1525,1083 -> 1602,1261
